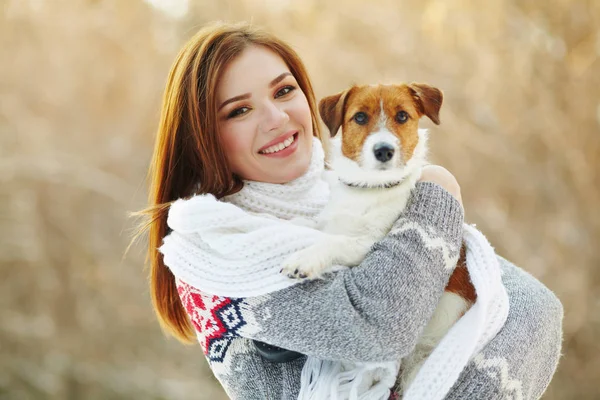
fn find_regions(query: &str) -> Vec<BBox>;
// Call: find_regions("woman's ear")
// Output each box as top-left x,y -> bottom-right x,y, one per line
318,88 -> 351,137
408,83 -> 443,125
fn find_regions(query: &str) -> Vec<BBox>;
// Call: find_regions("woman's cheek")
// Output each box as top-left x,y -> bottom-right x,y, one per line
220,128 -> 237,153
231,134 -> 253,156
221,120 -> 249,150
300,96 -> 312,127
289,97 -> 311,127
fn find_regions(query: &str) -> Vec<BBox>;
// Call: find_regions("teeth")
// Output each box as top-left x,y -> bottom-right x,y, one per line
261,135 -> 295,154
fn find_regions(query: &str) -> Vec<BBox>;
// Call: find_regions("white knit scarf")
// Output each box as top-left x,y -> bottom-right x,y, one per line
160,137 -> 509,400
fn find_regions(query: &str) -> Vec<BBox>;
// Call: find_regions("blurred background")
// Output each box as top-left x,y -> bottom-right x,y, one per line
1,0 -> 598,398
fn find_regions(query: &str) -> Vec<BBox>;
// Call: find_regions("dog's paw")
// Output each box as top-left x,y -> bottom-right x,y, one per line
280,248 -> 328,280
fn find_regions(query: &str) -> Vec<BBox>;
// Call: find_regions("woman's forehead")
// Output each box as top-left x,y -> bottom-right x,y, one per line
217,45 -> 292,100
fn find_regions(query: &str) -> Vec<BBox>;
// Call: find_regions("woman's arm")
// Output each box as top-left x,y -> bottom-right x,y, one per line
444,258 -> 563,399
235,182 -> 464,363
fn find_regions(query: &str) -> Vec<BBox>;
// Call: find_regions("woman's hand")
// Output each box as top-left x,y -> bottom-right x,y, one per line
419,165 -> 463,206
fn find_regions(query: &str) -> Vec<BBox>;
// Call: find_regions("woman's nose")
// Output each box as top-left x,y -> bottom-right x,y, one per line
260,101 -> 289,132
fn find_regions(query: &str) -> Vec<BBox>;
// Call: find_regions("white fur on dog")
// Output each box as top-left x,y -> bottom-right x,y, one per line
281,128 -> 429,278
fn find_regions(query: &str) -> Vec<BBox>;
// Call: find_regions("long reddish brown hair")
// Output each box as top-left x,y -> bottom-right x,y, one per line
133,21 -> 323,343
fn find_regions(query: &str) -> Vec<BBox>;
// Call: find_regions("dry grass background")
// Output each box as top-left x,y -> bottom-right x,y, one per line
1,0 -> 598,399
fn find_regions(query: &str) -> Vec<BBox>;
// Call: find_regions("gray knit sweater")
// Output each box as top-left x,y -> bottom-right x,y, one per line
174,183 -> 563,399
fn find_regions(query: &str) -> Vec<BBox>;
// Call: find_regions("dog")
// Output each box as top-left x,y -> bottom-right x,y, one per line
280,83 -> 476,393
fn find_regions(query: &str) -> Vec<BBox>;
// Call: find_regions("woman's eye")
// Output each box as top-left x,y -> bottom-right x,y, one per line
227,107 -> 250,119
275,85 -> 296,98
396,110 -> 409,124
353,112 -> 368,125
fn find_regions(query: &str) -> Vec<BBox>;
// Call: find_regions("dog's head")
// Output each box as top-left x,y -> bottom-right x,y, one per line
319,83 -> 442,187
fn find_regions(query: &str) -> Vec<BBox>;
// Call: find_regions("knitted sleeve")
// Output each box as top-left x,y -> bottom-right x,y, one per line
234,182 -> 465,363
444,257 -> 563,400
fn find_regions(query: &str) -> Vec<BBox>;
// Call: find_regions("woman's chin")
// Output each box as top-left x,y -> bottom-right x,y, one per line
271,164 -> 310,184
248,136 -> 312,183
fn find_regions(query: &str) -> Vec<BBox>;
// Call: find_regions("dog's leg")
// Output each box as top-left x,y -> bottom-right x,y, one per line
399,290 -> 471,393
280,235 -> 374,279
399,246 -> 472,393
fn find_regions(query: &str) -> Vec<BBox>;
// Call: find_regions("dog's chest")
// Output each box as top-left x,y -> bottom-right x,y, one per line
319,183 -> 414,237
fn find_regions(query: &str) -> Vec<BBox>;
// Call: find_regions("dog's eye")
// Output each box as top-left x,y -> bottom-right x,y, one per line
353,112 -> 368,125
396,111 -> 409,124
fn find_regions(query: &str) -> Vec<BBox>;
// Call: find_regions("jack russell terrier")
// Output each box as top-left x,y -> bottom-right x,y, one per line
281,83 -> 476,392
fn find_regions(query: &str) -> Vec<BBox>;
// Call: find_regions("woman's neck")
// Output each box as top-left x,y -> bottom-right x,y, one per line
223,137 -> 330,220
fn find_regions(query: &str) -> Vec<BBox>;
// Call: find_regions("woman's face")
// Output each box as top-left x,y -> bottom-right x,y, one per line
216,45 -> 314,184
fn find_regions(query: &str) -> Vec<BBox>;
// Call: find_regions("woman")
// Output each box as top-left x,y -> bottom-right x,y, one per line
138,21 -> 563,399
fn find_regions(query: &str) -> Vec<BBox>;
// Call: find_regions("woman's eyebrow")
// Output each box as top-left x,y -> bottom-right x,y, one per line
269,72 -> 292,88
218,72 -> 293,111
219,94 -> 250,111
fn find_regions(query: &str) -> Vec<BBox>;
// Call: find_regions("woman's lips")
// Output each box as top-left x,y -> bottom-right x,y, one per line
258,130 -> 297,153
259,133 -> 299,158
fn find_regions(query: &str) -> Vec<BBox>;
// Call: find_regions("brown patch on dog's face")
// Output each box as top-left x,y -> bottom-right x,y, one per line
380,85 -> 423,162
321,84 -> 442,164
338,87 -> 380,161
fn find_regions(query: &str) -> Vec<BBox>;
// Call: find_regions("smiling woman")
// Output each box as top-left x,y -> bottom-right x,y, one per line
136,20 -> 563,400
217,46 -> 314,183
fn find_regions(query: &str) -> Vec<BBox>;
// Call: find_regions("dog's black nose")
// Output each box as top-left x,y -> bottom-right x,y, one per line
373,142 -> 395,162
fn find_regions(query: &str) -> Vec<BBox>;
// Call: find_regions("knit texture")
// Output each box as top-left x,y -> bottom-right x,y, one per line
174,258 -> 562,400
445,259 -> 564,400
160,138 -> 330,297
160,140 -> 563,399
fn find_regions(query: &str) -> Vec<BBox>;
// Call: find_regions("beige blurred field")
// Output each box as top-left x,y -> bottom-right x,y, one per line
1,0 -> 598,399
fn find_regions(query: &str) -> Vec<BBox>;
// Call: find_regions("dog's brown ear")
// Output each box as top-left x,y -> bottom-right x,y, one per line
408,83 -> 443,125
318,89 -> 350,137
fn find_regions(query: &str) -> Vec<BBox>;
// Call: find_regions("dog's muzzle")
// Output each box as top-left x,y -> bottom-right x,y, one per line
373,142 -> 395,163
